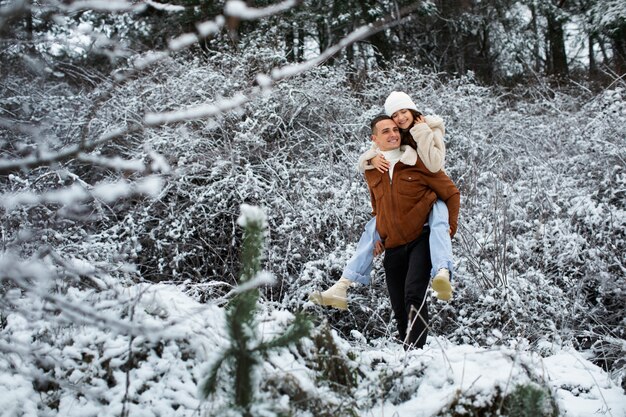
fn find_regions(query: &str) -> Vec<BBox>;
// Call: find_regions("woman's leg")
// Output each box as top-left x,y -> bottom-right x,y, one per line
428,200 -> 454,300
342,217 -> 379,285
428,200 -> 454,277
309,217 -> 380,309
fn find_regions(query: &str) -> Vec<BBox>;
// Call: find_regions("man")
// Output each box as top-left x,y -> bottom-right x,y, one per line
366,115 -> 460,349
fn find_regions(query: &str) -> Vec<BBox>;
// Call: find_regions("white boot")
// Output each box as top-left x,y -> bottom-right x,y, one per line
309,277 -> 352,310
432,268 -> 452,301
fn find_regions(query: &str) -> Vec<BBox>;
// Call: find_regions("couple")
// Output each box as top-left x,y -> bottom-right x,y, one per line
310,91 -> 460,349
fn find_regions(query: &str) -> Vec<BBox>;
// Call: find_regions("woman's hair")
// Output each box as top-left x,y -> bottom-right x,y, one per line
400,109 -> 423,149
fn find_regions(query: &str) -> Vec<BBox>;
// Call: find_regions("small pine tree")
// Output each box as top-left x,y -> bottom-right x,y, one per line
502,383 -> 559,417
199,204 -> 311,416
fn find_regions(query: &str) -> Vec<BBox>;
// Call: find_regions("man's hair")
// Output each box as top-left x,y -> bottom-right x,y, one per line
370,114 -> 392,133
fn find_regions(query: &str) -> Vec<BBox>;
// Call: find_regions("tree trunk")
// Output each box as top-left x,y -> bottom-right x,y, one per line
546,12 -> 568,76
529,2 -> 542,72
285,24 -> 295,62
356,0 -> 391,68
368,31 -> 391,68
588,34 -> 596,77
296,27 -> 305,62
610,27 -> 626,75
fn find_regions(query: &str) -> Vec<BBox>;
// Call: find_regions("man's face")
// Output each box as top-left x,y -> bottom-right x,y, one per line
371,119 -> 401,151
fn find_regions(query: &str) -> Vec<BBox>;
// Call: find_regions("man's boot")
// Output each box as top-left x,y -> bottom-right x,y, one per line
309,277 -> 352,310
432,268 -> 452,301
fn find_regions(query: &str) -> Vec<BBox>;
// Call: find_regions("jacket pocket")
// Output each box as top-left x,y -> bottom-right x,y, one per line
396,173 -> 422,197
369,175 -> 385,200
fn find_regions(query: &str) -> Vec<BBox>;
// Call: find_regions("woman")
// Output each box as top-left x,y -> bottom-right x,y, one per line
309,91 -> 454,309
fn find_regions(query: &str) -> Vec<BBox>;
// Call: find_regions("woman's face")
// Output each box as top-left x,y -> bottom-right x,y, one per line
391,109 -> 414,130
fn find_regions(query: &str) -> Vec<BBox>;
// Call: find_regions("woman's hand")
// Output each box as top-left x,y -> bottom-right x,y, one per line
414,114 -> 426,124
373,240 -> 385,256
370,154 -> 390,173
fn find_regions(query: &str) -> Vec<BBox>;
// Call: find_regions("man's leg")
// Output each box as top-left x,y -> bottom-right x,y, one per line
309,217 -> 380,309
383,245 -> 409,343
404,229 -> 432,349
428,200 -> 454,301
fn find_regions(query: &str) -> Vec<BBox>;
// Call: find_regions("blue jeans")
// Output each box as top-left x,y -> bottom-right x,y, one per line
343,200 -> 454,285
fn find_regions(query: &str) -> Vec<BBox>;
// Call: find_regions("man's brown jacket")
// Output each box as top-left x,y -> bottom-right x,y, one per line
364,146 -> 460,249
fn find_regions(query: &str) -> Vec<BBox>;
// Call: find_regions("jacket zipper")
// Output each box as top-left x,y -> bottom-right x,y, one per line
388,164 -> 410,245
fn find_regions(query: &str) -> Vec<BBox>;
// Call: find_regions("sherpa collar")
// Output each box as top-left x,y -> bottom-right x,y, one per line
398,145 -> 418,166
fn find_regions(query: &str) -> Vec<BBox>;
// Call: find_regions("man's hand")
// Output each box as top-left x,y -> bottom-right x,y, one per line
374,240 -> 385,256
370,154 -> 390,173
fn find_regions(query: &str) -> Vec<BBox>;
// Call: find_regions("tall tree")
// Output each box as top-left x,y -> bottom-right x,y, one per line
545,0 -> 569,76
589,0 -> 626,75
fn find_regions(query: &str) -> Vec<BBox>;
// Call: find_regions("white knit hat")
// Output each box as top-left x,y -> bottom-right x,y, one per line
384,91 -> 418,116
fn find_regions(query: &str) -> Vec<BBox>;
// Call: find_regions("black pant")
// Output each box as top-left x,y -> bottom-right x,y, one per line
383,228 -> 431,349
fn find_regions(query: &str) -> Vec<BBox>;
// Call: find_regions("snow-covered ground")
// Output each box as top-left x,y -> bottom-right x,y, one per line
2,284 -> 623,417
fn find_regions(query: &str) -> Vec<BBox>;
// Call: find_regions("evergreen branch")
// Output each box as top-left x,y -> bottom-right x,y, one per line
258,313 -> 312,352
199,349 -> 232,399
225,292 -> 258,344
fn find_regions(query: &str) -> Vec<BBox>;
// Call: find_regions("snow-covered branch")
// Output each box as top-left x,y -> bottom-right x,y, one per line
77,154 -> 146,172
0,125 -> 141,175
66,0 -> 146,12
143,93 -> 249,126
144,3 -> 424,125
0,254 -> 162,337
145,0 -> 185,12
269,26 -> 372,81
224,0 -> 300,20
1,175 -> 163,211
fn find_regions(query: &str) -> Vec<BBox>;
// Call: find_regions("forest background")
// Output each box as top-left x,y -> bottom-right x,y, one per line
1,0 -> 625,416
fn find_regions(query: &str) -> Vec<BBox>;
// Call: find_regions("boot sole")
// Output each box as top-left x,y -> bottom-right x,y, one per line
434,291 -> 452,301
309,293 -> 348,310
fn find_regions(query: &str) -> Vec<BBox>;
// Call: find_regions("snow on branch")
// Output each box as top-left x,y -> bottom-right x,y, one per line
78,154 -> 146,172
66,0 -> 146,12
0,254 -> 161,337
269,26 -> 371,81
224,0 -> 300,20
268,2 -> 424,81
0,0 -> 28,32
128,0 -> 300,73
143,93 -> 249,125
130,15 -> 225,69
132,51 -> 170,70
145,0 -> 185,12
143,5 -> 423,124
196,16 -> 226,37
0,125 -> 141,175
1,175 -> 163,211
168,33 -> 199,51
0,0 -> 26,21
167,15 -> 226,50
237,203 -> 268,228
0,1 -> 423,169
229,271 -> 276,295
